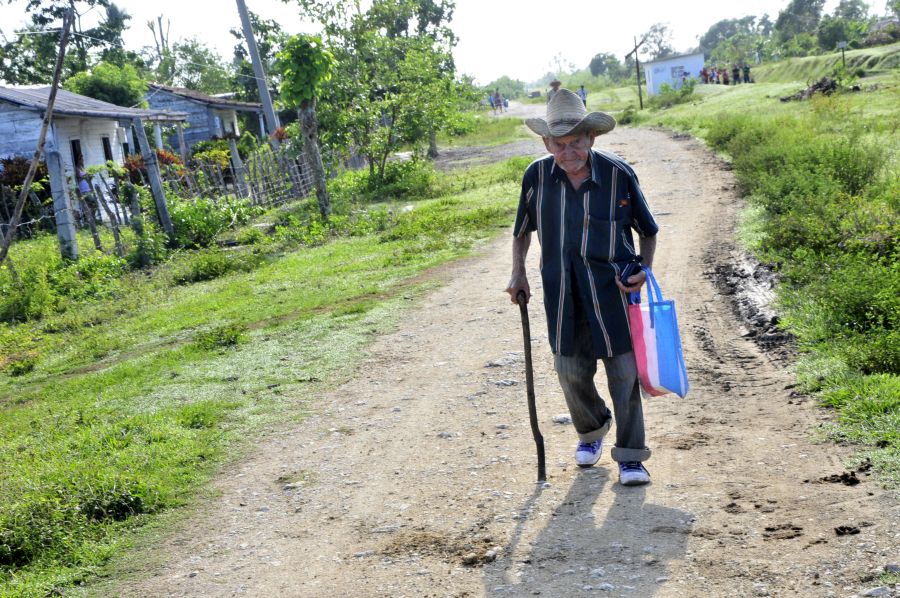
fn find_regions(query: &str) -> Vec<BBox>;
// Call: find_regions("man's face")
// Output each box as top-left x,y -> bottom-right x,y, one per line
544,132 -> 594,174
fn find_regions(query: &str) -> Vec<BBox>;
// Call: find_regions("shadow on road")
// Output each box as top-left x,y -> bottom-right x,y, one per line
484,468 -> 693,595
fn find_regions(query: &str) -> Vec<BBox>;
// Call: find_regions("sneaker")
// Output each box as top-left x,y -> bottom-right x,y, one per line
619,461 -> 650,485
575,440 -> 602,467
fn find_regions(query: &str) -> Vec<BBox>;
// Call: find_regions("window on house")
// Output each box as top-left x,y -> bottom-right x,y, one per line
70,139 -> 83,168
101,137 -> 114,162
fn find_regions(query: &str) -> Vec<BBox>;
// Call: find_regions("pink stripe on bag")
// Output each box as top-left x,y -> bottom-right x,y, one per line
628,304 -> 667,396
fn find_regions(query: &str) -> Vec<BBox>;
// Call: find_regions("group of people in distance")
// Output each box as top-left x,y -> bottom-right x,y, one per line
488,88 -> 508,113
700,64 -> 752,85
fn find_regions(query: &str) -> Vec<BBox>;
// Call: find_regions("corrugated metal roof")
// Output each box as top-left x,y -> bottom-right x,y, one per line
643,52 -> 705,65
147,83 -> 262,112
0,86 -> 187,121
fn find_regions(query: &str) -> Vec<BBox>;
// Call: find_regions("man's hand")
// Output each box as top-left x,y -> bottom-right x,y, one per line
505,273 -> 530,304
615,269 -> 647,294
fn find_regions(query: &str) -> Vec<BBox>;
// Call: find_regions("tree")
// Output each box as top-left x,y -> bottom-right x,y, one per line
484,76 -> 526,99
774,0 -> 826,45
588,52 -> 626,79
834,0 -> 869,22
641,23 -> 675,60
0,0 -> 133,84
275,34 -> 333,219
168,39 -> 234,94
698,16 -> 758,55
291,0 -> 473,180
65,61 -> 146,107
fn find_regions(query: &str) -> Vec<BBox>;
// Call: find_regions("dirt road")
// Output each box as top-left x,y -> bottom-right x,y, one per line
116,127 -> 899,597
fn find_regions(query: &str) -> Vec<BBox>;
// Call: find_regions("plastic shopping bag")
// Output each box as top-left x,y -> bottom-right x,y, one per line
627,268 -> 689,398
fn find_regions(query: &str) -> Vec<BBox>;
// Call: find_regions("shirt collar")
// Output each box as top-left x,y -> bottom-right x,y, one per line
549,150 -> 601,187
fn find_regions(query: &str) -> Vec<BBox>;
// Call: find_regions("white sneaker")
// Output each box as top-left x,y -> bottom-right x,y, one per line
575,440 -> 602,467
619,461 -> 651,485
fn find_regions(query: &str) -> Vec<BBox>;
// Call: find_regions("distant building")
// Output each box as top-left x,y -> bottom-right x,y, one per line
145,84 -> 263,149
644,52 -> 705,96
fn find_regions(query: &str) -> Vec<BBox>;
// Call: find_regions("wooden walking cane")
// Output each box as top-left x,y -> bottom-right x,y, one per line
517,291 -> 546,482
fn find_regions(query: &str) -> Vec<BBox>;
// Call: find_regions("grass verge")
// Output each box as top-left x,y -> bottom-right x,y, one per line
625,70 -> 900,486
0,157 -> 528,595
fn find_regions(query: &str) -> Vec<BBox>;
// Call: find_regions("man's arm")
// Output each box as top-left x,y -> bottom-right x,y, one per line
615,234 -> 657,292
505,232 -> 531,303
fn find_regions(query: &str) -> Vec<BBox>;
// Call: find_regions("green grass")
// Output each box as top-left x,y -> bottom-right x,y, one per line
439,113 -> 531,147
754,42 -> 900,82
0,158 -> 525,595
622,62 -> 900,487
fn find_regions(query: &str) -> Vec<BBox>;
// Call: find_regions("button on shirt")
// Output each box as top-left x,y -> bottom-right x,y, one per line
513,149 -> 659,358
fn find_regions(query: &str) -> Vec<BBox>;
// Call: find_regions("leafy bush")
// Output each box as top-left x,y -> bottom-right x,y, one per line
330,159 -> 438,203
648,79 -> 697,109
194,323 -> 246,350
169,196 -> 256,249
172,248 -> 259,285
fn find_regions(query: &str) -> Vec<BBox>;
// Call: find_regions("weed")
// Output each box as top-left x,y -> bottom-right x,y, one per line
194,324 -> 247,350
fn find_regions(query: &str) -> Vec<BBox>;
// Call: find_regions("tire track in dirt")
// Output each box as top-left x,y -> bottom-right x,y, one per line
113,127 -> 899,598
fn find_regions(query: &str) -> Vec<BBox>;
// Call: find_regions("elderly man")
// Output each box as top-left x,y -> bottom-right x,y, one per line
505,89 -> 658,486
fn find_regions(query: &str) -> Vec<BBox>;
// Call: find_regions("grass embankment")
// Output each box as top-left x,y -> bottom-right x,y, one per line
753,41 -> 900,82
439,113 -> 531,147
629,67 -> 899,485
0,156 -> 530,595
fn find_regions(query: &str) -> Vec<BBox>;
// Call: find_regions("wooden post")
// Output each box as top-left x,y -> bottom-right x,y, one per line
625,36 -> 646,110
227,137 -> 247,198
46,131 -> 79,260
176,122 -> 188,163
132,117 -> 176,244
92,182 -> 124,257
153,122 -> 164,150
125,124 -> 135,155
258,112 -> 265,140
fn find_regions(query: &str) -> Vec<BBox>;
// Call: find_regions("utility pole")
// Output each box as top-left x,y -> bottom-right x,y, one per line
235,0 -> 280,148
625,36 -> 646,110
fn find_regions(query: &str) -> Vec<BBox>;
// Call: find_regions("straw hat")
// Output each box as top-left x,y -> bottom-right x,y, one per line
526,88 -> 616,138
549,78 -> 561,86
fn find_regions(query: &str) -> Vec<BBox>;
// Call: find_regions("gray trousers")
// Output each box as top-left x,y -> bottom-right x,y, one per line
554,303 -> 651,463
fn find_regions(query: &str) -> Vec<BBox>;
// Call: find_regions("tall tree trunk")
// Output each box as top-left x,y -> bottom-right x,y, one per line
299,99 -> 331,220
427,129 -> 438,159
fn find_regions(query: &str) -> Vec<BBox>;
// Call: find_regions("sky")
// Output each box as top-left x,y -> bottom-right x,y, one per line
0,0 -> 853,85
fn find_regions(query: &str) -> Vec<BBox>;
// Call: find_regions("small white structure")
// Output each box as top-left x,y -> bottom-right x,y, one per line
644,52 -> 705,95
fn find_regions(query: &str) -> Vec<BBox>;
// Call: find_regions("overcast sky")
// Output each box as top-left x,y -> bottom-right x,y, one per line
0,0 -> 854,85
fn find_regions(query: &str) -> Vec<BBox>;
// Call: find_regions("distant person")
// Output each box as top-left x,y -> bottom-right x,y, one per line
576,85 -> 587,107
507,89 -> 659,486
731,65 -> 740,85
722,68 -> 729,85
742,64 -> 751,84
700,67 -> 709,84
547,78 -> 562,103
488,93 -> 495,111
493,88 -> 503,114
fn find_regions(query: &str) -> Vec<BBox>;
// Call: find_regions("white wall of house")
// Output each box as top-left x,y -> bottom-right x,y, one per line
53,116 -> 126,176
645,53 -> 706,96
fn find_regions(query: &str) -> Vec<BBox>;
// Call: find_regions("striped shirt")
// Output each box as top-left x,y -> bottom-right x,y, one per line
513,149 -> 659,358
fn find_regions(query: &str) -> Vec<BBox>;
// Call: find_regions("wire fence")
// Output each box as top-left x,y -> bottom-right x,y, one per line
159,146 -> 314,207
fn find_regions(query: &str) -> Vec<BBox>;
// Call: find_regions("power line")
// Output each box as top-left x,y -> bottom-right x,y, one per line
11,29 -> 273,86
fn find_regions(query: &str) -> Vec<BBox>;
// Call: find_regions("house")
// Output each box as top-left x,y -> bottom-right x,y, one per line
643,52 -> 705,95
0,85 -> 186,257
0,85 -> 185,177
144,84 -> 264,151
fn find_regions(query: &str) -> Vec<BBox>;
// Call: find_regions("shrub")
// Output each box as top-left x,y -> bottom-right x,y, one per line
648,80 -> 697,109
194,323 -> 246,350
330,159 -> 438,203
169,196 -> 256,249
172,248 -> 258,285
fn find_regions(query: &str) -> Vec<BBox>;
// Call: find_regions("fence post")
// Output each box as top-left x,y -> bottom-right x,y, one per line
227,137 -> 248,198
45,131 -> 79,260
133,117 -> 176,245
